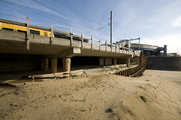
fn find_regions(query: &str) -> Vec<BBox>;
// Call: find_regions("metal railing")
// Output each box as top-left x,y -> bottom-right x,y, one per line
0,17 -> 134,54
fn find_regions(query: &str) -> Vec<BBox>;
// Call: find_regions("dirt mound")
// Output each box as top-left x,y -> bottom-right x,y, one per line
1,70 -> 181,120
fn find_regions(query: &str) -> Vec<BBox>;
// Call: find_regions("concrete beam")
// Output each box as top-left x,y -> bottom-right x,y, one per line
45,47 -> 81,58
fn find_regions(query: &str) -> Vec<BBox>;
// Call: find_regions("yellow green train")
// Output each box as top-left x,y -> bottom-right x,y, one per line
0,22 -> 52,37
0,22 -> 89,43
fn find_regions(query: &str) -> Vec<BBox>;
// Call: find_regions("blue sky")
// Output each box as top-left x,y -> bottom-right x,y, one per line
0,0 -> 181,54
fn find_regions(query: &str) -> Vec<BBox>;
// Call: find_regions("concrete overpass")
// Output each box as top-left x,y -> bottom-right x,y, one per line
0,19 -> 140,77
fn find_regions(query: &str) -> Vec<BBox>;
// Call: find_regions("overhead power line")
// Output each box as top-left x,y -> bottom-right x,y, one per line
0,0 -> 110,40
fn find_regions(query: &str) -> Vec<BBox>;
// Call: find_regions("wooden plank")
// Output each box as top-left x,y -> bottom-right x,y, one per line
83,69 -> 88,77
71,69 -> 83,73
28,72 -> 69,78
32,76 -> 34,82
71,72 -> 83,76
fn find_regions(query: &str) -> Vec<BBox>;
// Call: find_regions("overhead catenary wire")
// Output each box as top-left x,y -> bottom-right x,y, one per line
45,0 -> 110,34
0,12 -> 108,41
53,0 -> 106,26
0,0 -> 94,33
34,0 -> 110,36
0,0 -> 110,41
1,0 -> 110,35
32,0 -> 100,32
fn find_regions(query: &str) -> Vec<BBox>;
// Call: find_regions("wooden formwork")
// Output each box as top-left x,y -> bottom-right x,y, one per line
114,55 -> 146,77
28,69 -> 88,82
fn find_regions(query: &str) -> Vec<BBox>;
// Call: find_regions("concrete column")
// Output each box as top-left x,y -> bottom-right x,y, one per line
42,58 -> 49,71
113,58 -> 117,65
62,58 -> 71,78
51,58 -> 57,73
104,58 -> 107,66
104,58 -> 112,66
99,58 -> 104,65
126,58 -> 130,67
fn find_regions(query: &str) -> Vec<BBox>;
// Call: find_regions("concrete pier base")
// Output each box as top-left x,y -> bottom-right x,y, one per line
51,58 -> 57,73
113,58 -> 117,65
104,58 -> 112,66
62,58 -> 71,78
42,58 -> 49,71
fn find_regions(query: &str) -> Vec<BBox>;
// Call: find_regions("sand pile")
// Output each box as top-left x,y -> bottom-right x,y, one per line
0,70 -> 181,120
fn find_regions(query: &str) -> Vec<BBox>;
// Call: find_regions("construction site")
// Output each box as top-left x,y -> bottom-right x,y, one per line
0,17 -> 181,120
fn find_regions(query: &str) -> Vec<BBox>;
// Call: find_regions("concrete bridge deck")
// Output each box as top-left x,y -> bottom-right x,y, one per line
0,30 -> 139,58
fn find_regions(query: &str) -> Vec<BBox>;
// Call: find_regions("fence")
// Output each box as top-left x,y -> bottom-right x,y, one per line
28,69 -> 88,82
113,56 -> 146,77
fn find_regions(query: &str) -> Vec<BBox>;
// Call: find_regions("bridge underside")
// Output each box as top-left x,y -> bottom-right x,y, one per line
0,30 -> 140,76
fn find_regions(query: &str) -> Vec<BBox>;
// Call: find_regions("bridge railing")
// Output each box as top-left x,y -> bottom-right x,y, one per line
0,18 -> 134,54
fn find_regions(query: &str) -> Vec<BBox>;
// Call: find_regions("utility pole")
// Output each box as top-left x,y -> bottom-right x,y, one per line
110,11 -> 113,51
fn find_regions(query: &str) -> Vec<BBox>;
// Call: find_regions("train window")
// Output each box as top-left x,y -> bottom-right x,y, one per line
44,32 -> 47,36
30,30 -> 40,35
2,28 -> 14,31
17,30 -> 26,33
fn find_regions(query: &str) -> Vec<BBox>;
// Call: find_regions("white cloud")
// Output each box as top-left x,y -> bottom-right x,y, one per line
142,33 -> 181,54
171,15 -> 181,27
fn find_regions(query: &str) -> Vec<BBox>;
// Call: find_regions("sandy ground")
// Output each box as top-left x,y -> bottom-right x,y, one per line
0,69 -> 181,120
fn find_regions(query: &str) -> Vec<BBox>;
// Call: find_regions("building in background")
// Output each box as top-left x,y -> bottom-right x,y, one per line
167,53 -> 180,57
131,43 -> 165,56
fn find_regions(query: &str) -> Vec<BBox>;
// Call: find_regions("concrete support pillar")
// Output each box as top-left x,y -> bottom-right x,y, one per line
104,58 -> 107,66
42,58 -> 49,71
104,58 -> 112,66
113,58 -> 117,65
62,58 -> 71,78
51,58 -> 57,73
99,58 -> 104,66
126,58 -> 130,67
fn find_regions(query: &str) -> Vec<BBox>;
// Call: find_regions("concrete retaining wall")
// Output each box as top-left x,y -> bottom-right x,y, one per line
131,58 -> 140,64
146,57 -> 181,71
118,58 -> 140,65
